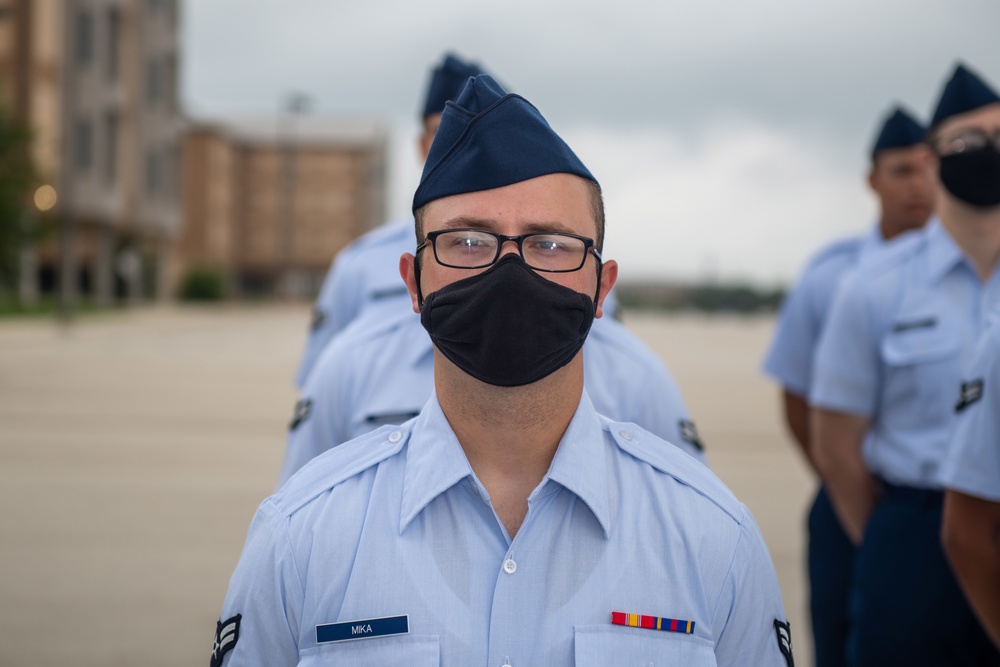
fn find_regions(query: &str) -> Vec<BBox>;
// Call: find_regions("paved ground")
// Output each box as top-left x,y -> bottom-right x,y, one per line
0,305 -> 815,666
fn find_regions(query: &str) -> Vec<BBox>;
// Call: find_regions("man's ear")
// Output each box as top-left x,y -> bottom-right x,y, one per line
596,259 -> 618,319
400,253 -> 421,313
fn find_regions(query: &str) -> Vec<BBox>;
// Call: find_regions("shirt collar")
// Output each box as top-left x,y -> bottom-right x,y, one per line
399,393 -> 478,534
540,391 -> 613,539
924,217 -> 968,285
857,223 -> 885,259
399,390 -> 613,539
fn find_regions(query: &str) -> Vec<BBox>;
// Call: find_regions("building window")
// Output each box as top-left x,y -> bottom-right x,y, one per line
104,112 -> 118,184
145,58 -> 163,105
75,10 -> 94,64
145,149 -> 163,196
74,118 -> 93,171
165,54 -> 177,110
106,8 -> 121,82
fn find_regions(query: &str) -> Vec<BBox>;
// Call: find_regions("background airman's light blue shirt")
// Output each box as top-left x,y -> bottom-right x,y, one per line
279,311 -> 705,486
295,219 -> 415,388
221,393 -> 788,667
941,309 -> 1000,502
811,220 -> 1000,488
763,226 -> 884,396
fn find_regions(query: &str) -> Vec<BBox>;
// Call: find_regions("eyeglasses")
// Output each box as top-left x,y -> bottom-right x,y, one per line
937,129 -> 1000,156
416,228 -> 601,272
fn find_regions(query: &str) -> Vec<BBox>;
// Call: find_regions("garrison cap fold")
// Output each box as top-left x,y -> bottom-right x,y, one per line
421,53 -> 486,120
871,106 -> 926,157
413,74 -> 597,212
931,63 -> 1000,127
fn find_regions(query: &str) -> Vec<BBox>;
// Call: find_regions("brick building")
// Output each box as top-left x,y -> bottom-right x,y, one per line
0,0 -> 183,306
179,117 -> 388,298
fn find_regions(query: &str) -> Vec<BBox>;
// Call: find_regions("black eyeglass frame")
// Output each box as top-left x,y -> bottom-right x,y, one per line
416,228 -> 602,273
935,128 -> 1000,156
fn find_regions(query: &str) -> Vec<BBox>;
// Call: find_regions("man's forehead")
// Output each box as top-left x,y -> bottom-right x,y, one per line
876,144 -> 932,166
423,173 -> 595,232
940,102 -> 1000,136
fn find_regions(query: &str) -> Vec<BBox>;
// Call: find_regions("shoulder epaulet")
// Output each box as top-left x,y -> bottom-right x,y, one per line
333,307 -> 418,351
342,219 -> 413,255
802,235 -> 866,272
604,418 -> 744,523
271,422 -> 413,515
851,229 -> 925,280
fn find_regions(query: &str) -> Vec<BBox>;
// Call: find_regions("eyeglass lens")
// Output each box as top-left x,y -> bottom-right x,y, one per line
433,230 -> 589,271
942,129 -> 1000,155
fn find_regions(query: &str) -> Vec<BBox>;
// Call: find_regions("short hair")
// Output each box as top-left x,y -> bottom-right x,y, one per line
414,179 -> 606,252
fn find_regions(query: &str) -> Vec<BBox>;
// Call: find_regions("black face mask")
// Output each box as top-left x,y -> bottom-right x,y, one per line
939,146 -> 1000,208
419,253 -> 597,387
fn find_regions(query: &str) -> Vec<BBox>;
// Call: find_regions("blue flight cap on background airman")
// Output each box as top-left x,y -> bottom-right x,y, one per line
420,53 -> 486,120
413,74 -> 597,212
870,106 -> 926,157
930,63 -> 1000,127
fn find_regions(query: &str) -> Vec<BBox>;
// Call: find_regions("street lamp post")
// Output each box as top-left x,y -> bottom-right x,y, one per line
278,92 -> 310,299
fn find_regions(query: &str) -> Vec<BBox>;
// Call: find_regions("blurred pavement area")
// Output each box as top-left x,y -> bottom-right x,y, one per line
0,305 -> 814,666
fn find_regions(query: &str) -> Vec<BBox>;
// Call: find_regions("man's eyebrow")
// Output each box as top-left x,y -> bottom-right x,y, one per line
439,217 -> 580,235
440,216 -> 497,230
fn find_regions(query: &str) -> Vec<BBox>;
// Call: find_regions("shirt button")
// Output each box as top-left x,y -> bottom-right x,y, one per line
388,431 -> 402,443
503,558 -> 517,574
619,429 -> 633,441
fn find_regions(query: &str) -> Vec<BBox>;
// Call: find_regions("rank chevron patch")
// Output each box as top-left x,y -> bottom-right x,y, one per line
211,614 -> 241,667
774,619 -> 794,666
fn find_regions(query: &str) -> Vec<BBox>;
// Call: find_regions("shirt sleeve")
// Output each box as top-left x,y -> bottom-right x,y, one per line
277,346 -> 344,487
217,500 -> 303,667
712,509 -> 793,666
941,328 -> 1000,502
762,269 -> 822,397
294,249 -> 366,389
632,361 -> 707,464
809,270 -> 881,416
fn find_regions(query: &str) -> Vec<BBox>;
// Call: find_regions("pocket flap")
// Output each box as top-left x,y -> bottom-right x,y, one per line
880,325 -> 959,366
575,625 -> 716,666
299,634 -> 439,666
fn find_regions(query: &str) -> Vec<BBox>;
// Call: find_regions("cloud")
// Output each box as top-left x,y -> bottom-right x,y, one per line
181,0 -> 999,283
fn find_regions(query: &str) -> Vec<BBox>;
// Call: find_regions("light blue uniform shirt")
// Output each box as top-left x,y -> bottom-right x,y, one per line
811,220 -> 1000,489
940,310 -> 1000,502
762,226 -> 885,396
295,220 -> 622,389
295,219 -> 415,388
279,311 -> 706,485
220,393 -> 789,666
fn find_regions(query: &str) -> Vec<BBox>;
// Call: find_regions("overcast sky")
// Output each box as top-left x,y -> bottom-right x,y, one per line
181,0 -> 1000,285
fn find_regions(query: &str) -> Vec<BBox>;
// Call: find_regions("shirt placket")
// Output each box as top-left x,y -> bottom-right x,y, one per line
485,485 -> 556,667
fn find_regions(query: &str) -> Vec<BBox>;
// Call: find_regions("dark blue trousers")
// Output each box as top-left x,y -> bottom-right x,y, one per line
846,483 -> 1000,667
808,487 -> 856,667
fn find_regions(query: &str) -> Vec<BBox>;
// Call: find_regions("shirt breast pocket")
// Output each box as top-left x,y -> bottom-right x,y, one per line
880,327 -> 959,367
297,635 -> 439,666
879,325 -> 961,416
575,626 -> 717,666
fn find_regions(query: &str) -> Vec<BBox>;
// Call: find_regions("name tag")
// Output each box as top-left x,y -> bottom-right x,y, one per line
892,317 -> 937,332
316,615 -> 409,644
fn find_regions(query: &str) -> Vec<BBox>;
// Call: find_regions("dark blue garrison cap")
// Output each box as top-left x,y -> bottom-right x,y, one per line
413,74 -> 596,212
931,63 -> 1000,127
871,106 -> 926,157
421,53 -> 486,120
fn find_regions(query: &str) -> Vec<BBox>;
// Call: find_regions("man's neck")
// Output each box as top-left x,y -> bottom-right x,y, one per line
938,196 -> 1000,281
434,352 -> 583,538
